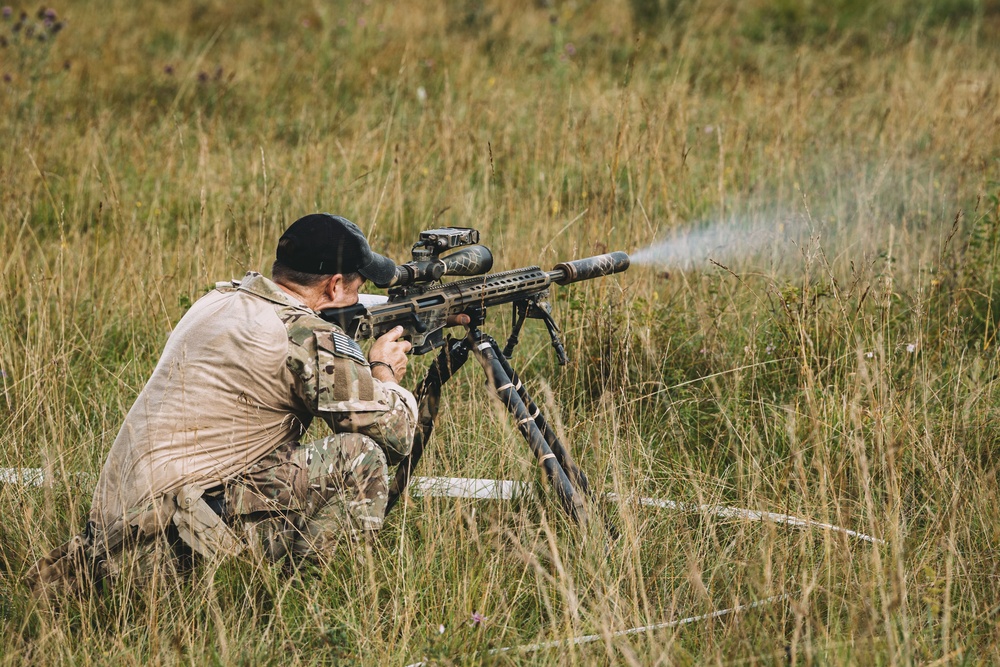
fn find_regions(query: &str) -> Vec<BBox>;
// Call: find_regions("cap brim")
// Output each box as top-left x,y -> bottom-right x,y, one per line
358,252 -> 397,288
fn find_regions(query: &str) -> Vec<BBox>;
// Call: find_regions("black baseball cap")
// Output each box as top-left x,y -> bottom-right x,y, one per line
276,213 -> 397,287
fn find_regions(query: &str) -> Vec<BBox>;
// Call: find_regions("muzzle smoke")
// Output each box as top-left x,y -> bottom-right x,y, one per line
630,217 -> 803,271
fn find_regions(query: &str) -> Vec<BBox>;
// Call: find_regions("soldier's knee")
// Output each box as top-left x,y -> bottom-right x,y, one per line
337,434 -> 388,476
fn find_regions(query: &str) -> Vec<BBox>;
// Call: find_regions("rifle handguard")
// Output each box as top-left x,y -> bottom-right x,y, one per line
551,251 -> 630,285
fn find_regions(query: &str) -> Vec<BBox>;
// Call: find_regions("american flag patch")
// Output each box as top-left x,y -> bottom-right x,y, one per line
332,330 -> 367,365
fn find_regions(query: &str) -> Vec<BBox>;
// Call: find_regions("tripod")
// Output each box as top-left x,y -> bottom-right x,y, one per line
384,300 -> 597,527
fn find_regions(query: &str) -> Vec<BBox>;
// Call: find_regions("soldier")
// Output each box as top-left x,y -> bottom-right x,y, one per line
30,213 -> 454,593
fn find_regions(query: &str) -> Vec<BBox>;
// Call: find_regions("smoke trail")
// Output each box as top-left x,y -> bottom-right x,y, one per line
631,216 -> 805,271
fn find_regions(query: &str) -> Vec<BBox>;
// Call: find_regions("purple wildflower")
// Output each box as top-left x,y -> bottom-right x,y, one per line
471,611 -> 484,626
565,43 -> 576,57
1,7 -> 11,19
43,7 -> 56,20
164,64 -> 174,75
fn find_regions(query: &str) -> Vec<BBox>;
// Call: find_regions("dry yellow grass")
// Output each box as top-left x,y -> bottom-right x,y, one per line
2,0 -> 999,663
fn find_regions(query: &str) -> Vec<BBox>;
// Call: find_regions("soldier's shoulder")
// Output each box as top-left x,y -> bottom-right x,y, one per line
278,308 -> 366,363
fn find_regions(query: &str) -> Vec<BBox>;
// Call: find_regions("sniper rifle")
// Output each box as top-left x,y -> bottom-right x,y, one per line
319,228 -> 630,528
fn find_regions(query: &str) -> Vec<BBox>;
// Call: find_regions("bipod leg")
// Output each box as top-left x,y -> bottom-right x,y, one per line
501,301 -> 529,359
386,337 -> 470,515
468,329 -> 588,526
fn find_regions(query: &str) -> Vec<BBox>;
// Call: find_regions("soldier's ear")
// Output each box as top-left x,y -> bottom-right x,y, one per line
325,274 -> 347,301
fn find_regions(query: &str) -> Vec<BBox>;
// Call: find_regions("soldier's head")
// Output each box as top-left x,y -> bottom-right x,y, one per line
272,213 -> 396,309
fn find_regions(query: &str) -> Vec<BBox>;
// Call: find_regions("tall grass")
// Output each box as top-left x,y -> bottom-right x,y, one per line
2,0 -> 999,663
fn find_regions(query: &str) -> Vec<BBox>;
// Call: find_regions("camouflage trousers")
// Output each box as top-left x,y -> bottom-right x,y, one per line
28,433 -> 390,598
225,432 -> 391,560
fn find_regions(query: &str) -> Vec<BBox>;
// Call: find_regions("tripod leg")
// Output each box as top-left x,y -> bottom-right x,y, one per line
492,345 -> 620,540
494,359 -> 591,495
469,330 -> 588,526
385,337 -> 470,515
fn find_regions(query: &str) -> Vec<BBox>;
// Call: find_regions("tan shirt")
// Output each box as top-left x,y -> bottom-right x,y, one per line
90,273 -> 417,530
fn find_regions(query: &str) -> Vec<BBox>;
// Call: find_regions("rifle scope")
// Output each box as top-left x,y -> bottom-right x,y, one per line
386,244 -> 494,287
550,251 -> 630,285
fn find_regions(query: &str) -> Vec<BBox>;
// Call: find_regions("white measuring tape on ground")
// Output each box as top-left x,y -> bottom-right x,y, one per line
0,469 -> 882,544
410,476 -> 883,545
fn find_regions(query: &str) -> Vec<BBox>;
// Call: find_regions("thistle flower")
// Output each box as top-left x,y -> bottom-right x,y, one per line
470,611 -> 484,626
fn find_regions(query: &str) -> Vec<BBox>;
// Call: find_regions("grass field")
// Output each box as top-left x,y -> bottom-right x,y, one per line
2,0 -> 1000,663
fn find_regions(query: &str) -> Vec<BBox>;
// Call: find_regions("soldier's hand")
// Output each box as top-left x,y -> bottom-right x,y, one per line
369,326 -> 412,382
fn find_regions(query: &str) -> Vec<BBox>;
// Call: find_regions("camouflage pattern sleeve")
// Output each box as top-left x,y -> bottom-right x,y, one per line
282,310 -> 417,464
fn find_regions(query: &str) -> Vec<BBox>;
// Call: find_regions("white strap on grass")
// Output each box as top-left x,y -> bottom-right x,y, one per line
410,476 -> 883,545
0,469 -> 882,544
605,492 -> 884,545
